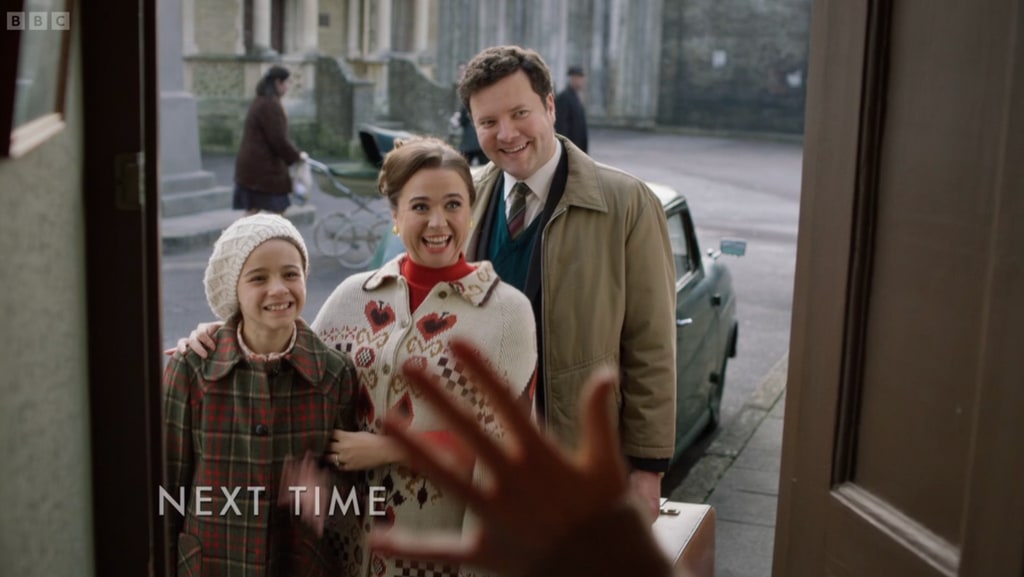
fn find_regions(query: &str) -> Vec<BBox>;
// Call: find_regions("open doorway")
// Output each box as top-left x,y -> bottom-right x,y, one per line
73,0 -> 1023,575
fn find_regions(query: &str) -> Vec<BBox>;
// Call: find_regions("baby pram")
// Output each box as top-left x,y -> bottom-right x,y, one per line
305,124 -> 414,269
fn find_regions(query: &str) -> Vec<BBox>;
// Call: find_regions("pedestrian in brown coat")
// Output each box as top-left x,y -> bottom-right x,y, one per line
234,66 -> 307,216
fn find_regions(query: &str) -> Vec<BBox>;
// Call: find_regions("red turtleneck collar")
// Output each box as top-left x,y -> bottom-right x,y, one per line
400,255 -> 476,312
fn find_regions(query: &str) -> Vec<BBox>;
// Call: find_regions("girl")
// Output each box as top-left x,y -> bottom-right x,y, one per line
163,214 -> 357,576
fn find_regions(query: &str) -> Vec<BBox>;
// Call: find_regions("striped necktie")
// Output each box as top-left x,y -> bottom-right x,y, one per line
507,182 -> 531,240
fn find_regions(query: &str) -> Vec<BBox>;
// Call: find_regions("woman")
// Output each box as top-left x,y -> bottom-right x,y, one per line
312,136 -> 536,577
234,65 -> 306,216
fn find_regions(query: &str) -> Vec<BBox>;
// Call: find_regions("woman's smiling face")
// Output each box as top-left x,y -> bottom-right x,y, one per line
392,167 -> 473,268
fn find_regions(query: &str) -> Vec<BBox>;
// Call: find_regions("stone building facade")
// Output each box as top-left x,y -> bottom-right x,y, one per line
182,0 -> 811,157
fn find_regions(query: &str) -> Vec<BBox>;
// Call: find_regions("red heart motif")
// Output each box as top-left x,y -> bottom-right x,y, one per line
364,301 -> 395,333
416,312 -> 457,340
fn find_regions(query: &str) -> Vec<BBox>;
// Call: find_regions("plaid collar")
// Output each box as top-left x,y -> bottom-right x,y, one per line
362,256 -> 502,307
201,316 -> 330,389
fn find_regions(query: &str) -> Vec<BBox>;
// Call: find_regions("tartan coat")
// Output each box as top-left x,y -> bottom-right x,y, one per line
163,316 -> 358,577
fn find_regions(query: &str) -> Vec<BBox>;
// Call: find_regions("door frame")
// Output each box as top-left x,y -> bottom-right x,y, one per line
82,1 -> 165,575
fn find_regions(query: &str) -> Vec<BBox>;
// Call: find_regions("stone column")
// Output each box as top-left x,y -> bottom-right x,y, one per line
375,0 -> 392,53
158,0 -> 225,215
413,0 -> 429,52
348,0 -> 361,55
181,0 -> 198,54
302,0 -> 319,54
253,0 -> 273,54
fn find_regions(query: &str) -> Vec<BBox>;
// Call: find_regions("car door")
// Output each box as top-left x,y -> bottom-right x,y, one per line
668,204 -> 718,453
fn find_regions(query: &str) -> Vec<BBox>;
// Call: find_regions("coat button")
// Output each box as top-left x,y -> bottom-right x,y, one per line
382,364 -> 391,375
253,424 -> 269,436
438,291 -> 448,299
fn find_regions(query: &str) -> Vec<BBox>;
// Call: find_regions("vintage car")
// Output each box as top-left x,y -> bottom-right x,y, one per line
649,183 -> 745,461
368,180 -> 745,462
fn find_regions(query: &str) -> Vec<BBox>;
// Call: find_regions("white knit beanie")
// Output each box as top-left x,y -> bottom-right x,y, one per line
204,214 -> 310,320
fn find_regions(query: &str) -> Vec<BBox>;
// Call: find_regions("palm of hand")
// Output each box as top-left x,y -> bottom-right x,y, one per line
370,340 -> 630,576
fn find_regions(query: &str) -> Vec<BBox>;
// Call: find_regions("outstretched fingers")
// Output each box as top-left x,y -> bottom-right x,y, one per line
381,412 -> 488,514
400,359 -> 511,475
448,339 -> 546,449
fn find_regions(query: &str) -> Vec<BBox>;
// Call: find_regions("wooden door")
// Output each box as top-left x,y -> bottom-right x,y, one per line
81,0 -> 164,575
774,1 -> 1024,576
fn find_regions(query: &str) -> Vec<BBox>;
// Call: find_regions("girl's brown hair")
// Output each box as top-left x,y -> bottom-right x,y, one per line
378,136 -> 476,209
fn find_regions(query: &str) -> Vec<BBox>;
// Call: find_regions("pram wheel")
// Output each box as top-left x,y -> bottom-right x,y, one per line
313,213 -> 389,269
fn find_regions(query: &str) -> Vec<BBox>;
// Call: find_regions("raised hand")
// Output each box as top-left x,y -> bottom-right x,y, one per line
369,339 -> 631,575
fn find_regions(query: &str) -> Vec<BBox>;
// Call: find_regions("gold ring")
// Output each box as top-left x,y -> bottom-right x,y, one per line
334,453 -> 341,468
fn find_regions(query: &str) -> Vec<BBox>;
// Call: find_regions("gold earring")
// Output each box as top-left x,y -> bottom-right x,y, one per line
392,225 -> 399,235
469,219 -> 474,229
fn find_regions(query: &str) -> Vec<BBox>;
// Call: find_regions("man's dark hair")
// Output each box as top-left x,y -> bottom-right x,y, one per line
256,65 -> 290,98
458,45 -> 554,113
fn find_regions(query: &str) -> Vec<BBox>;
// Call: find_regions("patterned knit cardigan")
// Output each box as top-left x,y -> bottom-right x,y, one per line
312,256 -> 538,577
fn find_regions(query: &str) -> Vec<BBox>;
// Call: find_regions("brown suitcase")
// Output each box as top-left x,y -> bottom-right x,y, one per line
651,501 -> 716,577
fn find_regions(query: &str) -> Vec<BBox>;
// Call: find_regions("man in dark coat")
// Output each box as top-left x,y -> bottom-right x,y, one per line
457,106 -> 488,165
554,65 -> 589,153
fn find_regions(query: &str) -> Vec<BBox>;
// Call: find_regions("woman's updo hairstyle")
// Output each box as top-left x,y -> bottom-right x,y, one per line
377,136 -> 476,209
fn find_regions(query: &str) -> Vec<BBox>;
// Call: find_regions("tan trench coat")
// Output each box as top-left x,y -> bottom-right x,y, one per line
468,137 -> 677,461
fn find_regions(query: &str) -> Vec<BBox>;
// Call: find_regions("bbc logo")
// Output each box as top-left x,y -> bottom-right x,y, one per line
7,12 -> 71,31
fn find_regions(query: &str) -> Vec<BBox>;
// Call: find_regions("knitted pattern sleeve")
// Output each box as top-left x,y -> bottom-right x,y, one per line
458,279 -> 537,577
483,281 -> 538,423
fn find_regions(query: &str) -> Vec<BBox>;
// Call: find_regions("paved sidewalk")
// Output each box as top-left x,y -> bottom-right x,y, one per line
669,355 -> 788,577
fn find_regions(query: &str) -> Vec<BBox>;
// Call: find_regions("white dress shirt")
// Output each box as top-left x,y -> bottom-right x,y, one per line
503,139 -> 564,228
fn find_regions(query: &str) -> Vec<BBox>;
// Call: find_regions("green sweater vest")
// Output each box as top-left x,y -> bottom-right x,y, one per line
488,191 -> 541,292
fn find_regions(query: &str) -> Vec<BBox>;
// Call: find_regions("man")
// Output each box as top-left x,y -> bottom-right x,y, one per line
458,45 -> 677,519
554,65 -> 589,152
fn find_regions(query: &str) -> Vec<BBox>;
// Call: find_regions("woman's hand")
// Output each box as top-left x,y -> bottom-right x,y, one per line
369,339 -> 631,575
162,321 -> 223,358
329,430 -> 405,471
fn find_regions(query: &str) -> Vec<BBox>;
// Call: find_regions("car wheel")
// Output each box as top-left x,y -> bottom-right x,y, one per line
708,357 -> 727,430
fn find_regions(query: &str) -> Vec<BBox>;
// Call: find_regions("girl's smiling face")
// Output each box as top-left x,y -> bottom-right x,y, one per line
236,238 -> 306,335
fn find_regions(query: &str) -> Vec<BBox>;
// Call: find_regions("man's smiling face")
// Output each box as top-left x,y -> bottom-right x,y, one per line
469,70 -> 558,181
